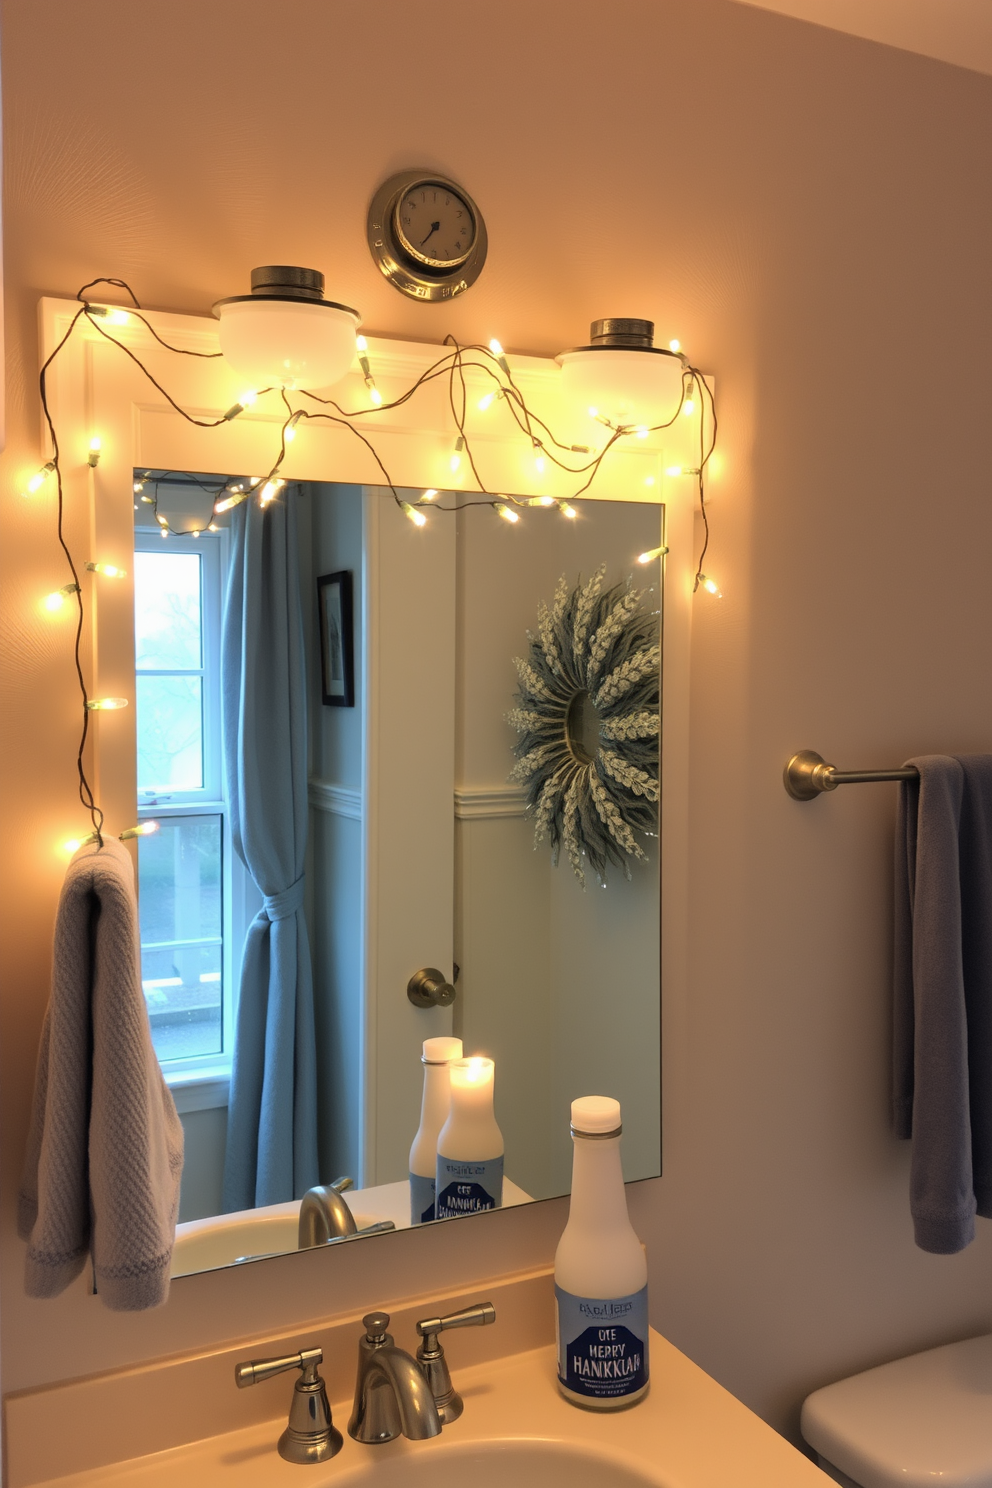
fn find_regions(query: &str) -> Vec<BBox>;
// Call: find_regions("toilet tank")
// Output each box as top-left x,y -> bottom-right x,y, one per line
801,1333 -> 992,1488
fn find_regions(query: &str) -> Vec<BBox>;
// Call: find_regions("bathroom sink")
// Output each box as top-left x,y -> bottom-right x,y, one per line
172,1178 -> 535,1276
309,1438 -> 667,1486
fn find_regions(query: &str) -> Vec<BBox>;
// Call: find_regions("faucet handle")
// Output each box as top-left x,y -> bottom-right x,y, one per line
416,1301 -> 496,1342
415,1301 -> 496,1424
235,1346 -> 322,1388
233,1346 -> 343,1465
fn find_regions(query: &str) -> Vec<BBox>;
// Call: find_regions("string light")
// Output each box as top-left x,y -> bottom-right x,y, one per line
214,489 -> 247,514
697,573 -> 722,597
44,583 -> 80,612
24,461 -> 57,497
89,305 -> 131,327
62,833 -> 97,854
355,335 -> 382,405
525,496 -> 556,507
489,338 -> 511,377
669,339 -> 681,353
637,545 -> 669,564
664,464 -> 700,478
284,411 -> 304,442
85,561 -> 126,578
32,274 -> 719,854
120,821 -> 160,840
421,488 -> 439,503
401,500 -> 427,527
223,389 -> 258,421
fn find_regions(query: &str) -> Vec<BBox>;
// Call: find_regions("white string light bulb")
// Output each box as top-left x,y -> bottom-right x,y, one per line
86,697 -> 128,710
44,583 -> 80,612
669,339 -> 681,353
532,441 -> 546,475
284,411 -> 304,442
489,339 -> 511,377
24,461 -> 57,497
356,335 -> 382,405
87,437 -> 102,468
401,501 -> 427,527
85,561 -> 126,578
682,378 -> 696,418
497,503 -> 520,524
637,545 -> 669,564
120,821 -> 160,840
450,435 -> 465,473
698,573 -> 722,596
525,495 -> 556,507
421,489 -> 439,502
557,502 -> 578,520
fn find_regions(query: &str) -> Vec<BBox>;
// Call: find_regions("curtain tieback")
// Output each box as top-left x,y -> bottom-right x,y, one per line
263,877 -> 305,921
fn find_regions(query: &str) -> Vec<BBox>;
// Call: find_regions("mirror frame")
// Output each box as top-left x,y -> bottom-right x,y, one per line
38,294 -> 697,1254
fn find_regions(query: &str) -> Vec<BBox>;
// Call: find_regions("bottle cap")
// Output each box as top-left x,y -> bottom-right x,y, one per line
570,1095 -> 622,1137
422,1036 -> 463,1065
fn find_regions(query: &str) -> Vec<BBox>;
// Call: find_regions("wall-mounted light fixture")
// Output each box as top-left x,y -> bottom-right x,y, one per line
556,318 -> 685,432
212,266 -> 361,391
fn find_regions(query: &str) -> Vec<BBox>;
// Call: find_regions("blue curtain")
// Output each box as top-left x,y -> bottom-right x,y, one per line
221,491 -> 319,1211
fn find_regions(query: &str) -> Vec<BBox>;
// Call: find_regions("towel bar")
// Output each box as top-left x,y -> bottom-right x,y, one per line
785,750 -> 919,801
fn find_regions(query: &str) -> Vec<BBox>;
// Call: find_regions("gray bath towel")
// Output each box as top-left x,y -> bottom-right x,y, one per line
893,754 -> 992,1254
18,837 -> 184,1309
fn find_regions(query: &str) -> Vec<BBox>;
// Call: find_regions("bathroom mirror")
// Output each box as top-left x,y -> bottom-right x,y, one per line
134,475 -> 662,1277
39,297 -> 687,1286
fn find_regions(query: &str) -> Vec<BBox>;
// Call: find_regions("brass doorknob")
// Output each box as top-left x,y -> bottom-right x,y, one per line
407,968 -> 456,1008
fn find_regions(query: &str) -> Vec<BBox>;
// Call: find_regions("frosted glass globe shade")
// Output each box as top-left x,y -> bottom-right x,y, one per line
557,348 -> 685,430
216,299 -> 361,391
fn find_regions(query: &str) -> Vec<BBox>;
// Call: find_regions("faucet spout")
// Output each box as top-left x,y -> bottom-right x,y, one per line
348,1312 -> 443,1444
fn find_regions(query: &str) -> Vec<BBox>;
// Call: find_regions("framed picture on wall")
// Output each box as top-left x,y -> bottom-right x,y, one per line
317,570 -> 355,707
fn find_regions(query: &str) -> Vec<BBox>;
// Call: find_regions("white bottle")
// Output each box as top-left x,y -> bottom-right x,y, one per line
409,1037 -> 463,1224
435,1057 -> 504,1218
554,1096 -> 649,1409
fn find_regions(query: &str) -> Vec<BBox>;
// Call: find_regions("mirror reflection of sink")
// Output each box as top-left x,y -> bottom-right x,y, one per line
310,1440 -> 666,1488
172,1177 -> 533,1276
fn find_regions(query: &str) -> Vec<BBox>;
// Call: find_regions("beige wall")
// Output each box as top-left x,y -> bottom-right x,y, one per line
3,0 -> 992,1449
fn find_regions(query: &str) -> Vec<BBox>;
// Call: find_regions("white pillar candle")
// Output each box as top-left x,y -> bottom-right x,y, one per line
435,1057 -> 504,1216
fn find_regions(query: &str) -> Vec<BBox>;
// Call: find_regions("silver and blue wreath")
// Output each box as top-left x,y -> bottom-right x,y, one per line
507,564 -> 660,886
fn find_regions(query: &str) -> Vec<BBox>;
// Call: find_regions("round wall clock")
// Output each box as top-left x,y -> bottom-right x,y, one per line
367,170 -> 488,302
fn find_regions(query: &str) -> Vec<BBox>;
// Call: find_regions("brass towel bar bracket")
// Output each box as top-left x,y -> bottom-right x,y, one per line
784,750 -> 919,802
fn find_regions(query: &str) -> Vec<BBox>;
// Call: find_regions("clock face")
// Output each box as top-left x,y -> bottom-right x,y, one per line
394,182 -> 476,270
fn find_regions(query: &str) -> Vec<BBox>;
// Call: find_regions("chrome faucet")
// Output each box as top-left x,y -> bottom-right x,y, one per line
416,1302 -> 496,1423
234,1346 -> 342,1465
348,1312 -> 443,1444
298,1177 -> 396,1248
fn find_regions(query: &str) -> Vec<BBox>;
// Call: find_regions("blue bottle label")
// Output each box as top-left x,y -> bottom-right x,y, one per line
410,1172 -> 436,1225
435,1155 -> 503,1217
555,1284 -> 649,1400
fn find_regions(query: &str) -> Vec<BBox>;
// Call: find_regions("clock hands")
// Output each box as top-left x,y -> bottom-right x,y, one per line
420,221 -> 441,246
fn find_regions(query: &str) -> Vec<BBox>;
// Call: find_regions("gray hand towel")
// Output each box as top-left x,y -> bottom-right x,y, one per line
893,754 -> 992,1254
18,837 -> 184,1309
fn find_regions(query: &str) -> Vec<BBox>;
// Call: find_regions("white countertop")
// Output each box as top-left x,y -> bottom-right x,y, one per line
25,1330 -> 831,1488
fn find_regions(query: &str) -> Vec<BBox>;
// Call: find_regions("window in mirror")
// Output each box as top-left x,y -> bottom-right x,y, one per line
133,525 -> 239,1074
